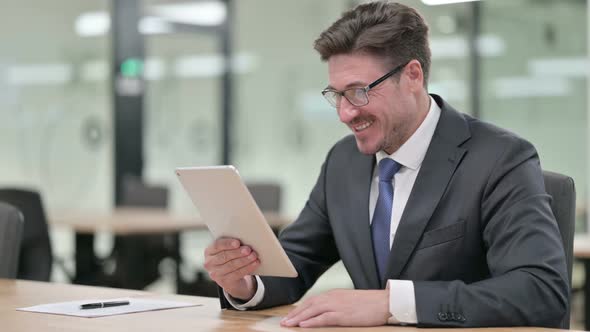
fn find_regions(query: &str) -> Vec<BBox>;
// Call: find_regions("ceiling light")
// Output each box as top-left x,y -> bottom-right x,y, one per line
529,57 -> 589,78
494,76 -> 571,98
75,12 -> 109,37
75,13 -> 177,37
152,1 -> 226,26
139,16 -> 174,35
6,64 -> 72,86
430,35 -> 505,59
174,53 -> 257,78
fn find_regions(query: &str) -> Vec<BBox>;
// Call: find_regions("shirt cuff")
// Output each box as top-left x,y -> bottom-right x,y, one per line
223,275 -> 265,310
386,279 -> 418,324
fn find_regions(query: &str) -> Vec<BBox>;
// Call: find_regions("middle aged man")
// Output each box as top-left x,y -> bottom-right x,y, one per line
202,1 -> 568,328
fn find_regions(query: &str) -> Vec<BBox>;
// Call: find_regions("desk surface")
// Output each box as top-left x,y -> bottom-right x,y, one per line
0,279 -> 578,332
50,207 -> 290,235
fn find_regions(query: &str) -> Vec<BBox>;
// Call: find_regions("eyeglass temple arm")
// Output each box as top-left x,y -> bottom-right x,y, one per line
368,67 -> 402,89
368,61 -> 411,89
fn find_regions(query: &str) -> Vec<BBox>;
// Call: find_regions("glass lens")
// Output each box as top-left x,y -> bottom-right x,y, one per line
322,90 -> 340,107
345,88 -> 368,106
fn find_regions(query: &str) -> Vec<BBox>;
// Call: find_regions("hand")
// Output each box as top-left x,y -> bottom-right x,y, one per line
203,237 -> 260,301
281,289 -> 390,328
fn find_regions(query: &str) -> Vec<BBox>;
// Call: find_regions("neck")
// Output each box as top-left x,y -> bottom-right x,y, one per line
383,91 -> 431,155
417,90 -> 431,120
405,90 -> 431,140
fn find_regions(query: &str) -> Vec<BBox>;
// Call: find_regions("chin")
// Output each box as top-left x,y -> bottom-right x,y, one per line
355,141 -> 380,155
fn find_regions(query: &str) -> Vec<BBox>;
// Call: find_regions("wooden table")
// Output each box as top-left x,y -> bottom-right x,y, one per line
48,208 -> 291,290
0,279 -> 578,332
50,207 -> 290,235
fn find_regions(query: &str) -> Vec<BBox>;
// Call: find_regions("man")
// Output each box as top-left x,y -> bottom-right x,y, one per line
203,1 -> 568,328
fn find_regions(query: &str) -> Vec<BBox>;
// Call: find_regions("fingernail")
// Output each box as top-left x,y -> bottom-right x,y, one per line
232,241 -> 239,248
241,248 -> 250,255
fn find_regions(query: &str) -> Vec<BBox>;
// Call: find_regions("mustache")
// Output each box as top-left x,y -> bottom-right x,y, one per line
349,115 -> 375,125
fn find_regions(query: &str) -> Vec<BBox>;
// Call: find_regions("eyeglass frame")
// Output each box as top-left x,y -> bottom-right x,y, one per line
321,60 -> 410,108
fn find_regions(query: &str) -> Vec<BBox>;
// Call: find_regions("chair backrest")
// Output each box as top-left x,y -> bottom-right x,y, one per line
115,176 -> 169,289
0,202 -> 24,278
121,175 -> 168,207
542,170 -> 575,329
0,189 -> 53,281
246,182 -> 282,213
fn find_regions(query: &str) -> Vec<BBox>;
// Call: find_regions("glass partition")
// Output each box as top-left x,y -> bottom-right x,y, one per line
0,1 -> 112,212
480,0 -> 588,231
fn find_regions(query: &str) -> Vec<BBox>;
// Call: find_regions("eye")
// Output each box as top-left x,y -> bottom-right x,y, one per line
345,88 -> 368,106
353,88 -> 366,99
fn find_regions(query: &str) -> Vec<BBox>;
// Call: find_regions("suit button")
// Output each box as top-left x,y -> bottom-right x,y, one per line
438,312 -> 448,321
453,313 -> 465,323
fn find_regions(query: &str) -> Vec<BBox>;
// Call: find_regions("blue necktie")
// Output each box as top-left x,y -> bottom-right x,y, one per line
371,158 -> 401,282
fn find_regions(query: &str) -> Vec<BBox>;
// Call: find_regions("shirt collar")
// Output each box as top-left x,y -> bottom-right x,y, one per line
376,95 -> 441,171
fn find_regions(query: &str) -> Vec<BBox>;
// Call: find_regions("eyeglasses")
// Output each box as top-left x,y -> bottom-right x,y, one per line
321,61 -> 409,108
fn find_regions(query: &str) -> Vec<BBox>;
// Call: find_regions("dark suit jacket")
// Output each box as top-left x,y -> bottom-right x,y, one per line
220,94 -> 569,328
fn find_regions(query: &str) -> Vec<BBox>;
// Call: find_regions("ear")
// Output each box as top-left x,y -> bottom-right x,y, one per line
403,59 -> 424,92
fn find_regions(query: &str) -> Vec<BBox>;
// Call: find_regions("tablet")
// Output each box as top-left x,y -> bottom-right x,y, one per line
175,165 -> 298,278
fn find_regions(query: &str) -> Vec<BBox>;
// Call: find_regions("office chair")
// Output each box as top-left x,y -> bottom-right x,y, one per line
246,182 -> 283,236
0,202 -> 24,278
0,189 -> 53,281
542,170 -> 576,329
121,175 -> 168,207
107,175 -> 176,290
246,182 -> 282,213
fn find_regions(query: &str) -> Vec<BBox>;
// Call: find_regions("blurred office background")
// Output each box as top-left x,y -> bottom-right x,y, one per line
0,0 -> 588,327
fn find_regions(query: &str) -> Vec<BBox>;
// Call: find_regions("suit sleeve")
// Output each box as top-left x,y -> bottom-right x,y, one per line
413,136 -> 569,328
221,146 -> 340,310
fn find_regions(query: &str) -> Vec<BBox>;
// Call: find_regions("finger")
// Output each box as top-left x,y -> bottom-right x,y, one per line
204,250 -> 226,271
211,246 -> 252,266
282,304 -> 305,323
216,252 -> 259,278
281,302 -> 328,327
217,258 -> 260,284
204,246 -> 252,270
283,296 -> 315,322
205,238 -> 240,256
299,312 -> 341,328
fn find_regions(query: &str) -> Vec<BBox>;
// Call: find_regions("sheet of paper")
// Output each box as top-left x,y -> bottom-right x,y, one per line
17,297 -> 201,318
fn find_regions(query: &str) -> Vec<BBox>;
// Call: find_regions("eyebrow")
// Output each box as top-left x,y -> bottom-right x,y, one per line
325,81 -> 367,91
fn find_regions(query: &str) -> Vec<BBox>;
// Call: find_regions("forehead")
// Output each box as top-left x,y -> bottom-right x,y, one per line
327,53 -> 389,89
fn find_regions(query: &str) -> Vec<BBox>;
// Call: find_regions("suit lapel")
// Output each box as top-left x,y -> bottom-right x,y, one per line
385,95 -> 471,280
345,153 -> 381,289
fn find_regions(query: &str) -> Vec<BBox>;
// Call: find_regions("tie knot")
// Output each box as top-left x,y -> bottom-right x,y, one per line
378,158 -> 401,182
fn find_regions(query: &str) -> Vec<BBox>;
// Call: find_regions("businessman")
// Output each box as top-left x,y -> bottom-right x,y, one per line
203,1 -> 568,328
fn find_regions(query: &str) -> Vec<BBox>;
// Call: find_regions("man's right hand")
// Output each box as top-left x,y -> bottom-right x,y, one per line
203,238 -> 260,301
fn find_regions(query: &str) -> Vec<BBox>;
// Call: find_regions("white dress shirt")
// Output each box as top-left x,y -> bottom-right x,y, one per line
226,96 -> 441,325
376,96 -> 440,324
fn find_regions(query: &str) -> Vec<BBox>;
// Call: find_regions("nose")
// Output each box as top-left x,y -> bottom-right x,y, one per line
337,98 -> 359,123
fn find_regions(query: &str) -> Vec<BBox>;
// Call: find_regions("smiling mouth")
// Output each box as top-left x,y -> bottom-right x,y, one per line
353,120 -> 373,132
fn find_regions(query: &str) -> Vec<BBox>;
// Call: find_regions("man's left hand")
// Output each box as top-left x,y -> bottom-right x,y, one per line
280,289 -> 390,328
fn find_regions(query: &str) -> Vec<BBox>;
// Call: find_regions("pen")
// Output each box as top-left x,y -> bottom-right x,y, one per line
80,300 -> 130,310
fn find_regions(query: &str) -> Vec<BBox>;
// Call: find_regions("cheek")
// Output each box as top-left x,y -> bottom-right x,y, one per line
381,108 -> 400,130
